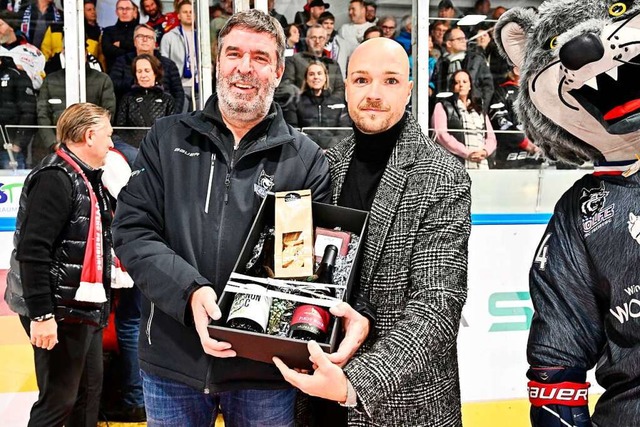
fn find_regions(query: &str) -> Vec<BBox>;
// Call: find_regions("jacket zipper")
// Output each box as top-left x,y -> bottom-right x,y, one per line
318,104 -> 322,126
204,358 -> 213,394
204,153 -> 216,213
224,146 -> 238,204
146,302 -> 155,345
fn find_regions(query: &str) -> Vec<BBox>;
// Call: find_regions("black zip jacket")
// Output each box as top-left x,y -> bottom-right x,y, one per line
528,170 -> 640,426
112,95 -> 331,393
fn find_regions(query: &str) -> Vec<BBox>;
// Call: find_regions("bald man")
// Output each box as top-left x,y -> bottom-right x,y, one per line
274,38 -> 471,426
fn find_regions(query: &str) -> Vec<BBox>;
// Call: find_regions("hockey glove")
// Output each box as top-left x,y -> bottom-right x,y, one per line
527,366 -> 592,427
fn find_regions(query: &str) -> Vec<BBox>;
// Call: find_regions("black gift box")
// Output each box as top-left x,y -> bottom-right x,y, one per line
208,194 -> 368,369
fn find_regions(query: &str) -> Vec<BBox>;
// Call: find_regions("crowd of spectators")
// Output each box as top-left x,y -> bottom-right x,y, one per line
428,0 -> 545,169
0,0 -> 541,171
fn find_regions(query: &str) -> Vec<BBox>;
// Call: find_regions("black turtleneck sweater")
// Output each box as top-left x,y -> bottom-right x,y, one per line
338,114 -> 406,212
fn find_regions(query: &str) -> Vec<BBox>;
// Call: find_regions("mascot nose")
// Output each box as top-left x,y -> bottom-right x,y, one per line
559,33 -> 604,70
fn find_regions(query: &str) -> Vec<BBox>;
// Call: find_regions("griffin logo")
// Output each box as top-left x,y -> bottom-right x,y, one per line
580,183 -> 608,217
254,170 -> 275,199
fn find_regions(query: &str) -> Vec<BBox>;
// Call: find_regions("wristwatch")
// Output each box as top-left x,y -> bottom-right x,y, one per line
32,313 -> 55,322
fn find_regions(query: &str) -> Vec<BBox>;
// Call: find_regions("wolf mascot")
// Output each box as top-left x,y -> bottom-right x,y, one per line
494,1 -> 640,426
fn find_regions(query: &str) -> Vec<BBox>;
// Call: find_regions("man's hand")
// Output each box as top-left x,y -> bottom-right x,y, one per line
468,150 -> 488,163
113,41 -> 121,47
190,286 -> 236,358
327,302 -> 369,367
273,341 -> 348,402
30,318 -> 58,350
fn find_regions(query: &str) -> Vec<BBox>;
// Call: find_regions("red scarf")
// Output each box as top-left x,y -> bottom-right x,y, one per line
56,149 -> 107,303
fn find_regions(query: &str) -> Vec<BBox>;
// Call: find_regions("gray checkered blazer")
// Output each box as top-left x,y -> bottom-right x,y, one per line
327,114 -> 471,427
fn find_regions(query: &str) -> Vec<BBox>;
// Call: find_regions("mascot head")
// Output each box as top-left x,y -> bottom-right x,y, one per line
494,0 -> 640,164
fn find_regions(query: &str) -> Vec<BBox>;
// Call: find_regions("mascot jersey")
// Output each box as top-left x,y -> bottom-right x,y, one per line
494,0 -> 640,425
529,166 -> 640,427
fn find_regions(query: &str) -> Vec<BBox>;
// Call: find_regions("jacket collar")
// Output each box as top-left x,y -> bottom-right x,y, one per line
181,94 -> 295,150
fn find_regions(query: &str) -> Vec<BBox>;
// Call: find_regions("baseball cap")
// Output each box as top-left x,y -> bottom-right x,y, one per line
309,0 -> 330,9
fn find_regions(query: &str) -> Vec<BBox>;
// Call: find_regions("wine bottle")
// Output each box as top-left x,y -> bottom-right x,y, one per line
289,245 -> 338,342
226,284 -> 272,333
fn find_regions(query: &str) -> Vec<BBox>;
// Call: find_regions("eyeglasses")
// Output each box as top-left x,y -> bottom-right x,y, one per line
308,36 -> 326,41
117,6 -> 134,11
381,25 -> 396,31
135,34 -> 155,41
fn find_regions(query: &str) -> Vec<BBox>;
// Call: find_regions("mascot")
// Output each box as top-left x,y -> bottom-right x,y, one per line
494,1 -> 640,426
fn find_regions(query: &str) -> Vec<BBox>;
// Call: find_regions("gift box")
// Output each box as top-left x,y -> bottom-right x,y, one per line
208,193 -> 368,369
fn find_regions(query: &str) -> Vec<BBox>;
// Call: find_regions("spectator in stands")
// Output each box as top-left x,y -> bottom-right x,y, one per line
110,23 -> 184,112
430,20 -> 449,56
492,6 -> 507,20
284,61 -> 349,149
116,54 -> 175,149
102,0 -> 138,72
429,34 -> 436,95
278,24 -> 344,106
395,15 -> 411,53
438,0 -> 459,20
268,0 -> 287,29
432,69 -> 496,169
0,10 -> 45,89
84,0 -> 106,71
284,23 -> 300,56
142,0 -> 177,43
18,0 -> 61,49
489,66 -> 541,168
363,25 -> 381,40
39,22 -> 61,60
472,24 -> 509,86
300,0 -> 329,41
36,52 -> 116,160
336,0 -> 373,78
209,0 -> 232,64
161,0 -> 198,112
0,54 -> 36,169
472,0 -> 491,15
431,26 -> 494,111
378,15 -> 396,39
364,0 -> 377,23
318,11 -> 338,59
294,0 -> 313,25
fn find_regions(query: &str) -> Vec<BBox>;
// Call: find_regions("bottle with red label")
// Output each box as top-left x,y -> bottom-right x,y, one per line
289,245 -> 338,342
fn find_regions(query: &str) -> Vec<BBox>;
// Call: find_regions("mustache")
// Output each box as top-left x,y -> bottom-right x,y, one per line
226,73 -> 260,86
359,100 -> 390,111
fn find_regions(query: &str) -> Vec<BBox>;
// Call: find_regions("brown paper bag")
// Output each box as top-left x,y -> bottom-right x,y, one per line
274,190 -> 314,278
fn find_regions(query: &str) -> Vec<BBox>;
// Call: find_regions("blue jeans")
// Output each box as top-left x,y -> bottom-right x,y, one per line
115,287 -> 144,407
142,371 -> 296,427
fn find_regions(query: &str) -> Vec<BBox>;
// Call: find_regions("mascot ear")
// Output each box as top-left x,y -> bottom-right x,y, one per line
494,8 -> 537,69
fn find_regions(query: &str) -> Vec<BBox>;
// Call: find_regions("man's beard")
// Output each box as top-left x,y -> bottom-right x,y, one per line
0,33 -> 12,45
217,72 -> 277,122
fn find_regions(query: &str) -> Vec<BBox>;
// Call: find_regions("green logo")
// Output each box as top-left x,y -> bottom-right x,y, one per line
488,291 -> 533,332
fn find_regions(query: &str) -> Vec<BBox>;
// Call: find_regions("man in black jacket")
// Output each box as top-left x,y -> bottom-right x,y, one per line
110,23 -> 185,113
431,26 -> 494,112
0,55 -> 36,169
112,10 -> 330,426
101,0 -> 138,72
5,103 -> 115,427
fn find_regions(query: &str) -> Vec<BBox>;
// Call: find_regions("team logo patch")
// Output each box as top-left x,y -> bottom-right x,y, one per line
628,213 -> 640,244
580,182 -> 615,236
254,170 -> 275,199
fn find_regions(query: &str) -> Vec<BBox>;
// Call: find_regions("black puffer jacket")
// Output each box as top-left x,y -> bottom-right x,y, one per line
110,50 -> 185,112
0,56 -> 37,150
6,147 -> 112,327
112,95 -> 331,393
116,85 -> 176,147
284,90 -> 351,149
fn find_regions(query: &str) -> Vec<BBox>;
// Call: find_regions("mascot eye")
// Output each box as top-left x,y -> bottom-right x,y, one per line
547,36 -> 559,50
609,2 -> 627,16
